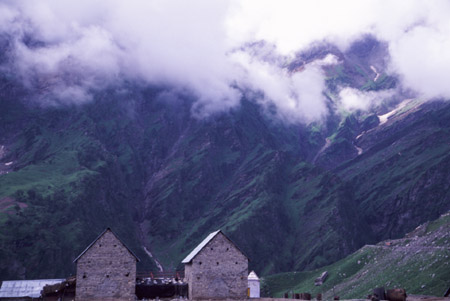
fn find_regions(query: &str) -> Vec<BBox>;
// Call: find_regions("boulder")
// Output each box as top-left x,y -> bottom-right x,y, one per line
386,288 -> 406,301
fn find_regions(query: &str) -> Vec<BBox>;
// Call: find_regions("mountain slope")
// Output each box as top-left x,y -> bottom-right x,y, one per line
0,36 -> 450,280
262,211 -> 450,299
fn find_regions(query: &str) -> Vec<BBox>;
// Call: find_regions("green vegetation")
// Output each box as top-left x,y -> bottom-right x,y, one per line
0,96 -> 158,279
0,39 -> 449,284
263,212 -> 450,299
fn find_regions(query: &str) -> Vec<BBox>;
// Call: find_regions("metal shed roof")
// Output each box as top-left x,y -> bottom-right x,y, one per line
0,279 -> 64,298
182,230 -> 221,263
181,230 -> 248,264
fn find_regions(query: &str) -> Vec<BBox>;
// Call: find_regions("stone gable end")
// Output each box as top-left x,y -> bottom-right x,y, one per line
185,232 -> 248,299
75,230 -> 137,301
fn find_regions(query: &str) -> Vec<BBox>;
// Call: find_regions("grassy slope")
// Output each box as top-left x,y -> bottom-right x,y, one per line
334,101 -> 450,242
139,99 -> 370,274
262,212 -> 450,299
0,93 -> 157,280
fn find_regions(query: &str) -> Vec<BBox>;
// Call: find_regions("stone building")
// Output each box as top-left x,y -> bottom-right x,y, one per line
182,230 -> 248,300
73,228 -> 140,301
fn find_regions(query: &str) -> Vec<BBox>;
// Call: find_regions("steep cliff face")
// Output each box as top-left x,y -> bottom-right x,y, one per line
0,36 -> 449,280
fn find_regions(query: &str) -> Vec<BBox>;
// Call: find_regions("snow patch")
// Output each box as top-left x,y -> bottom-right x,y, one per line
370,65 -> 381,82
0,145 -> 5,159
355,132 -> 365,140
313,138 -> 331,163
378,99 -> 413,125
143,246 -> 164,272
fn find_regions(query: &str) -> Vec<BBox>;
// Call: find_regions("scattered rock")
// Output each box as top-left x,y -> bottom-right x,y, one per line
386,288 -> 407,301
314,271 -> 328,286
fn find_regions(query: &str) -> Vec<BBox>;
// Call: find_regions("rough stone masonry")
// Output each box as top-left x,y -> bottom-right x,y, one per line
74,229 -> 138,301
184,231 -> 248,300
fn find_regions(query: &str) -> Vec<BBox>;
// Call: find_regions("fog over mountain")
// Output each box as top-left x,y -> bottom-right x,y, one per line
1,0 -> 450,122
2,0 -> 450,283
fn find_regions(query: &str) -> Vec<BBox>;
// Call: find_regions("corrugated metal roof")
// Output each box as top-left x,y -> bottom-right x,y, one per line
248,271 -> 259,281
181,230 -> 249,264
0,279 -> 64,298
181,230 -> 221,263
73,227 -> 140,263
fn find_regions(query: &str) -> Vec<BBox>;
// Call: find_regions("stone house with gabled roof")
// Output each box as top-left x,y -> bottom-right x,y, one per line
182,230 -> 248,300
73,228 -> 140,301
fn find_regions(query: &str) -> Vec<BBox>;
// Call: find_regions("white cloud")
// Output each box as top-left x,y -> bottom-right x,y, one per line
1,0 -> 450,120
389,25 -> 450,99
229,0 -> 450,103
231,51 -> 330,123
339,88 -> 394,112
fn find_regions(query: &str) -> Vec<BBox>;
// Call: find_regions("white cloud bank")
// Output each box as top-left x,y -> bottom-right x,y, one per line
0,0 -> 450,122
339,88 -> 395,112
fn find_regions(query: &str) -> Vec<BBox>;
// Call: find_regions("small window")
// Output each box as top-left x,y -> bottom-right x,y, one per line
114,244 -> 117,247
83,274 -> 87,279
99,244 -> 102,247
125,272 -> 130,277
235,262 -> 238,264
210,247 -> 213,250
197,276 -> 200,280
226,248 -> 229,251
216,262 -> 219,265
106,275 -> 110,278
199,261 -> 202,265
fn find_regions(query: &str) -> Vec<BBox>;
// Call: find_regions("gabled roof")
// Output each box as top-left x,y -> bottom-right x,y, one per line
0,279 -> 64,298
248,271 -> 259,281
73,227 -> 140,263
181,229 -> 248,264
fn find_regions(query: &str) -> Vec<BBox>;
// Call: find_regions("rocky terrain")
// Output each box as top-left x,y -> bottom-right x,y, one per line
262,212 -> 450,299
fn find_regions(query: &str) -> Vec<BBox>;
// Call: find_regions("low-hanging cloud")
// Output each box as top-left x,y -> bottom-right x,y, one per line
338,88 -> 395,112
1,0 -> 450,122
232,52 -> 339,123
231,0 -> 450,102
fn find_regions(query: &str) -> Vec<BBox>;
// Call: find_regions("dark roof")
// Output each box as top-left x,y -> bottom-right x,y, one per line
181,229 -> 248,264
73,227 -> 140,263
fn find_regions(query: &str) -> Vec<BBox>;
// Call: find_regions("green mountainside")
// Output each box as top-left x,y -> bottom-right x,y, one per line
0,36 -> 449,281
262,211 -> 450,299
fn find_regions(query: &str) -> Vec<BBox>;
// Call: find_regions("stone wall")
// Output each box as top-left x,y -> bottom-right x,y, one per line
185,232 -> 248,299
75,230 -> 136,301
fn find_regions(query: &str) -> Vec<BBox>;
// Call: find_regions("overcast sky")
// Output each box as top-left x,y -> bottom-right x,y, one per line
1,0 -> 450,123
